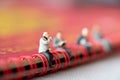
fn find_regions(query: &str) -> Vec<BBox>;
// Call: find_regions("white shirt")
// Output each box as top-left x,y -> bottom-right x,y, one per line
38,37 -> 52,53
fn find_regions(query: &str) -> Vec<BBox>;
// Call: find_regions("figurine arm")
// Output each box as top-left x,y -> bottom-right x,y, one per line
48,37 -> 52,42
53,38 -> 59,47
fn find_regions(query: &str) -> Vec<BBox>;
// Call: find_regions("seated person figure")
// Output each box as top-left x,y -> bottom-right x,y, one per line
53,32 -> 72,59
38,32 -> 53,67
91,25 -> 112,53
77,28 -> 92,55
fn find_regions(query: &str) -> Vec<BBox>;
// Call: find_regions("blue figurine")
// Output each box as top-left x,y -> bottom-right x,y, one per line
91,25 -> 112,53
53,32 -> 72,60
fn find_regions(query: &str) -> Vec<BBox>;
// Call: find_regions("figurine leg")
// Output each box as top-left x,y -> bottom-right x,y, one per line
57,47 -> 73,60
101,39 -> 113,53
64,48 -> 73,60
43,50 -> 53,67
85,44 -> 92,56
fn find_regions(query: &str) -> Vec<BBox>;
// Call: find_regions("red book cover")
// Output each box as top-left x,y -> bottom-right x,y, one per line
0,1 -> 120,80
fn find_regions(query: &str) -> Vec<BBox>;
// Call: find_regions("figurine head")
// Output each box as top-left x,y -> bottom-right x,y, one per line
43,32 -> 49,38
82,28 -> 88,37
56,32 -> 62,39
92,24 -> 101,32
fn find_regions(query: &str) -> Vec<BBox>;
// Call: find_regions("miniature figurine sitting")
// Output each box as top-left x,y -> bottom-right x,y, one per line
91,25 -> 112,53
53,32 -> 66,48
77,28 -> 92,55
53,32 -> 72,59
38,32 -> 53,67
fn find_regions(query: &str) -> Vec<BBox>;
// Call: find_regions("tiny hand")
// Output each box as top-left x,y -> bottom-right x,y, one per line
58,42 -> 62,46
49,37 -> 52,39
49,37 -> 52,41
49,48 -> 51,51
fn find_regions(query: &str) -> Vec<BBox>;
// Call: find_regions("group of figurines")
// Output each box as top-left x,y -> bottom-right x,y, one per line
38,27 -> 112,67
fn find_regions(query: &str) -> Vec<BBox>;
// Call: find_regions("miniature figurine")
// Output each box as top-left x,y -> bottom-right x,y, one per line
91,25 -> 112,53
53,32 -> 72,59
77,28 -> 92,55
53,32 -> 66,48
38,32 -> 53,67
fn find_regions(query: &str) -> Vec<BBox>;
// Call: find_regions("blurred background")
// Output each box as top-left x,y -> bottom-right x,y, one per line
0,0 -> 120,55
0,0 -> 120,39
0,0 -> 120,52
0,0 -> 120,80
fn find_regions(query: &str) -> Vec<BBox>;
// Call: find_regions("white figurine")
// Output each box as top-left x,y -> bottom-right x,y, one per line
38,32 -> 53,67
38,32 -> 52,53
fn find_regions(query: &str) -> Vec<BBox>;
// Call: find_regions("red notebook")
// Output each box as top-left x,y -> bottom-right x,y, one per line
0,30 -> 120,80
0,1 -> 120,80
